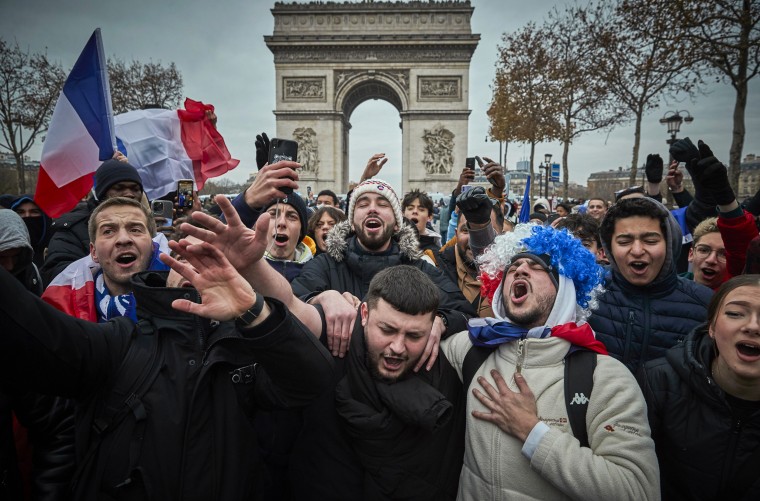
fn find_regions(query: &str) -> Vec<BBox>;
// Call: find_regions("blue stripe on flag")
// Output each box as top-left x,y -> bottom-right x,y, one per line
518,175 -> 532,223
62,29 -> 114,161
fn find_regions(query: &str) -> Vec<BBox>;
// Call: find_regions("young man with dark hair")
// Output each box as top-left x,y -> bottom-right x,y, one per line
586,197 -> 607,220
316,189 -> 339,207
403,188 -> 441,252
555,213 -> 604,263
589,197 -> 712,374
182,199 -> 466,499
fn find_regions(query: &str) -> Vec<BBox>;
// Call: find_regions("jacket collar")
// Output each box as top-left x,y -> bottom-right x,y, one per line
325,219 -> 421,262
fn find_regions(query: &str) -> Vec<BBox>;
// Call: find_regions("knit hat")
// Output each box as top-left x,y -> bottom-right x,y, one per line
93,159 -> 143,201
478,224 -> 605,321
264,194 -> 309,242
347,178 -> 403,227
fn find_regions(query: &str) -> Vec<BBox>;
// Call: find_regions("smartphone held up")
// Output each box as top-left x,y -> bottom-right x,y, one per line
268,138 -> 299,196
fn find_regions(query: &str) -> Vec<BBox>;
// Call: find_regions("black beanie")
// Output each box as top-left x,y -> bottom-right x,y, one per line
93,159 -> 143,201
510,252 -> 560,289
264,194 -> 309,242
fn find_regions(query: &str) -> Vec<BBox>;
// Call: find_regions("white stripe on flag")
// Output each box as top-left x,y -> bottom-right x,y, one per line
41,94 -> 101,187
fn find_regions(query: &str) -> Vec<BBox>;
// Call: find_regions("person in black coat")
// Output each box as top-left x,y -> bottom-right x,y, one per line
0,228 -> 334,500
639,274 -> 760,500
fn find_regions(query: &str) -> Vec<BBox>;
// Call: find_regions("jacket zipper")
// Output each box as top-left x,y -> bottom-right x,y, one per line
515,339 -> 526,374
639,296 -> 651,372
718,417 -> 742,493
623,310 -> 635,365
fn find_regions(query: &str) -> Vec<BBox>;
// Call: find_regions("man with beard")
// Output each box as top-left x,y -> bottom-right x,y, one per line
440,224 -> 660,500
291,178 -> 475,363
175,198 -> 466,500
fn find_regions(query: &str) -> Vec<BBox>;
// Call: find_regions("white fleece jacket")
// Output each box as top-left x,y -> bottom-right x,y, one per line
441,334 -> 660,501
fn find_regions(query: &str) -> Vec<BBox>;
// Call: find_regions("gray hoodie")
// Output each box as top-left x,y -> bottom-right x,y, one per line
0,209 -> 41,294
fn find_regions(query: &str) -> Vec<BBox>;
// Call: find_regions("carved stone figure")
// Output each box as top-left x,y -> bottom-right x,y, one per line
422,125 -> 455,175
293,127 -> 319,175
284,78 -> 325,100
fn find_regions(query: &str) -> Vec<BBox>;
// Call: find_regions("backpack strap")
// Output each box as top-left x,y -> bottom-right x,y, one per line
462,344 -> 497,391
564,349 -> 597,448
72,318 -> 164,496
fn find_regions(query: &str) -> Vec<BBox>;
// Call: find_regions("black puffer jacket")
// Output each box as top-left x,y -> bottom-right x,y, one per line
639,326 -> 760,500
291,220 -> 475,335
589,198 -> 712,373
0,269 -> 334,501
40,199 -> 96,286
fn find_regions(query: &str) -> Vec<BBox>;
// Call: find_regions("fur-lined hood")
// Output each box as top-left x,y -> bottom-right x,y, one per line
325,220 -> 422,262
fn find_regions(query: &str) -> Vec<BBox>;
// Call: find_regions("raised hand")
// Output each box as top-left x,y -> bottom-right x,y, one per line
456,186 -> 492,225
160,239 -> 257,321
180,195 -> 269,274
479,156 -> 506,195
243,160 -> 301,209
361,153 -> 388,181
645,154 -> 664,184
255,132 -> 270,170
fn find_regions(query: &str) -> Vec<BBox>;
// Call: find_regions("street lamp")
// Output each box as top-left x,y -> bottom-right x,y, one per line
540,153 -> 552,199
659,110 -> 694,151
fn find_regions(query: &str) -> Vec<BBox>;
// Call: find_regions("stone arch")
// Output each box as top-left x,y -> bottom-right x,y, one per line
265,0 -> 479,194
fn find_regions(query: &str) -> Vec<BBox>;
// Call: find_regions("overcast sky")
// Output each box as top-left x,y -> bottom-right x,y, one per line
2,0 -> 758,194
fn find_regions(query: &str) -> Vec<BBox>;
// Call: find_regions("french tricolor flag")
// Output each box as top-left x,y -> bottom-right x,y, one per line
34,29 -> 116,218
114,98 -> 240,201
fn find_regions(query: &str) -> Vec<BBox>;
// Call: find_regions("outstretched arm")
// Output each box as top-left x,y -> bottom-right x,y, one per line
176,195 -> 322,336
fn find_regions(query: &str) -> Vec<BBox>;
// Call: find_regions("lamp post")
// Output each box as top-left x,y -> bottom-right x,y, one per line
485,135 -> 505,167
539,153 -> 552,199
659,110 -> 694,159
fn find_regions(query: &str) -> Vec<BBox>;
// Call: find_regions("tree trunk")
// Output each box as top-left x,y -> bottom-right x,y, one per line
629,109 -> 644,185
562,140 -> 570,201
529,141 -> 536,200
14,154 -> 26,194
729,78 -> 748,193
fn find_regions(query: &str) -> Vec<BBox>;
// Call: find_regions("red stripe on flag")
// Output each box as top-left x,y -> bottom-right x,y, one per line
177,98 -> 239,191
34,167 -> 94,218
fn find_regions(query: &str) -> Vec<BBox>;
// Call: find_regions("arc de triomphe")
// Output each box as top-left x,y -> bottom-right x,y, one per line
265,0 -> 480,194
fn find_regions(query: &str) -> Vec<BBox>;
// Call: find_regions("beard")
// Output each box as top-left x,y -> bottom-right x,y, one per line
503,287 -> 555,328
457,243 -> 477,270
355,221 -> 395,251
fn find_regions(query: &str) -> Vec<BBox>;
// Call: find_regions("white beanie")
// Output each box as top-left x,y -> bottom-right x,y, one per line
347,178 -> 403,227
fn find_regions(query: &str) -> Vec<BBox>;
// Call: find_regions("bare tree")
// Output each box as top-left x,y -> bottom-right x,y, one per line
0,39 -> 65,194
489,23 -> 561,199
582,0 -> 703,184
622,0 -> 760,190
108,58 -> 183,114
544,6 -> 625,199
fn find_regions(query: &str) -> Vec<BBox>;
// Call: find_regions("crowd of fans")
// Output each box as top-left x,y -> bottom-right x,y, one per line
1,133 -> 759,500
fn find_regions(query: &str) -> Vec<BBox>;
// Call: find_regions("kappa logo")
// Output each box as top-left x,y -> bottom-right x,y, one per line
570,392 -> 589,405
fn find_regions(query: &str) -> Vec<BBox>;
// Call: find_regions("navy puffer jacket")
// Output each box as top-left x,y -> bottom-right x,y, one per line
589,198 -> 713,374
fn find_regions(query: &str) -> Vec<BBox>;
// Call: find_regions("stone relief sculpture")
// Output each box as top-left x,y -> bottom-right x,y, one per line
421,125 -> 455,175
419,77 -> 460,99
284,78 -> 325,100
293,127 -> 319,175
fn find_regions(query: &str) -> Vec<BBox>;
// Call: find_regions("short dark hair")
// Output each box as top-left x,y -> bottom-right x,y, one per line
556,213 -> 601,248
402,189 -> 434,214
88,197 -> 155,243
306,205 -> 347,239
599,198 -> 668,251
317,189 -> 339,206
365,265 -> 438,318
587,197 -> 606,206
707,274 -> 760,331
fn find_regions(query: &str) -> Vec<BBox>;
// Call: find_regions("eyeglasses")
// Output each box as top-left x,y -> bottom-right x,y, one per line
694,244 -> 726,262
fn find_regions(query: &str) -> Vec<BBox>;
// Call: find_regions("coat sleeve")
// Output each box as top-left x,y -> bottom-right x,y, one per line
241,298 -> 335,410
40,222 -> 89,286
419,260 -> 476,336
529,357 -> 660,501
0,268 -> 129,399
290,254 -> 333,301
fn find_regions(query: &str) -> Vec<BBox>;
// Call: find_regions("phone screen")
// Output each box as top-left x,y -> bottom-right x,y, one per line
465,157 -> 476,170
177,180 -> 194,212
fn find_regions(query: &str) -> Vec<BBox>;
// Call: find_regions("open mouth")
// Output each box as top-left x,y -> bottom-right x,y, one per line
365,219 -> 382,230
383,355 -> 405,371
701,268 -> 718,279
410,217 -> 419,225
511,281 -> 529,304
737,342 -> 760,358
629,261 -> 648,273
115,253 -> 137,265
274,233 -> 289,244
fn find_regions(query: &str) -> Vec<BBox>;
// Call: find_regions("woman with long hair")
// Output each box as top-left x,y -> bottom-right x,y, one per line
640,274 -> 760,500
307,206 -> 346,255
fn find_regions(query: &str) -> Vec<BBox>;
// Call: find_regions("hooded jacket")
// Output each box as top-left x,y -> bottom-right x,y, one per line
441,273 -> 660,500
10,195 -> 52,269
0,268 -> 334,501
290,220 -> 475,334
588,198 -> 713,374
640,326 -> 760,500
0,209 -> 42,295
